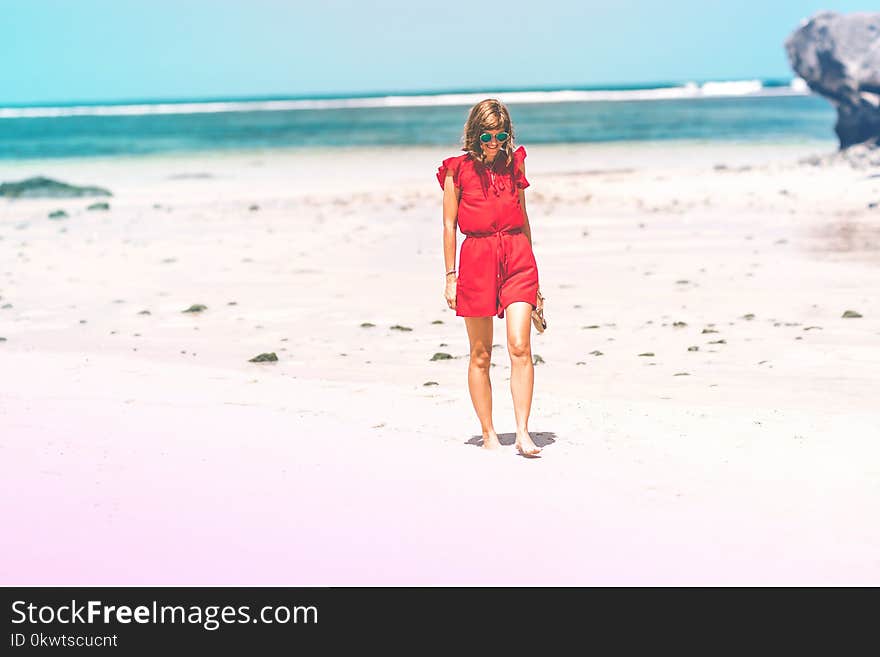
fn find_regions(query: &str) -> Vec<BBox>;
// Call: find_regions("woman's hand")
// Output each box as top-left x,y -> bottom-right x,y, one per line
444,275 -> 457,310
536,289 -> 544,312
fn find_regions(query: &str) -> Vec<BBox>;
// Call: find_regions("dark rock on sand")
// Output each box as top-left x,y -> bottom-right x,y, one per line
708,339 -> 727,344
87,202 -> 110,211
701,328 -> 719,334
786,11 -> 880,148
533,354 -> 545,365
138,310 -> 151,315
431,320 -> 444,324
167,172 -> 214,180
688,346 -> 699,351
589,350 -> 603,356
48,210 -> 68,219
182,304 -> 207,313
431,352 -> 453,361
423,381 -> 439,386
249,352 -> 278,362
0,176 -> 112,199
360,322 -> 376,328
390,324 -> 412,331
638,352 -> 654,357
714,164 -> 753,172
842,309 -> 863,318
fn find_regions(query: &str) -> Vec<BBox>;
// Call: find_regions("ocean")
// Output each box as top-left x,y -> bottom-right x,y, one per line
0,78 -> 838,160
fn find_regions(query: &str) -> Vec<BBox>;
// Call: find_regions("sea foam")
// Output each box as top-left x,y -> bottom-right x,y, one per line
0,79 -> 811,119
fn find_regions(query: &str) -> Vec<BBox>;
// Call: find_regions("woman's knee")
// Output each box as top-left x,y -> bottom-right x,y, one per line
469,347 -> 492,370
507,338 -> 531,360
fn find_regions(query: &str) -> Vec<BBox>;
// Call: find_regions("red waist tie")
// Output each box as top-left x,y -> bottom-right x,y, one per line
464,226 -> 524,298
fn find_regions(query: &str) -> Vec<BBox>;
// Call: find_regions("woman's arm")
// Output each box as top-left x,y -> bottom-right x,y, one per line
517,162 -> 542,304
442,173 -> 460,275
517,158 -> 532,248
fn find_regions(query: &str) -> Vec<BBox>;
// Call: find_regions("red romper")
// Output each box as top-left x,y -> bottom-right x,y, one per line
436,145 -> 540,319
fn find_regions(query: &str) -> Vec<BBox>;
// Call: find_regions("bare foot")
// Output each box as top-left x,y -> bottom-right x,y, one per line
514,430 -> 541,457
482,431 -> 502,450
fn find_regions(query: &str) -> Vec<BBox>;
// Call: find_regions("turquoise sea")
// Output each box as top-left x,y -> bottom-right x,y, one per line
0,78 -> 837,160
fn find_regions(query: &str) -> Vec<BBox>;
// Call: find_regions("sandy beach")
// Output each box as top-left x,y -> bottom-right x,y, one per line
1,139 -> 878,585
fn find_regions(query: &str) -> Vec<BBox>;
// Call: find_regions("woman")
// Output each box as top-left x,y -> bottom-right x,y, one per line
436,99 -> 544,457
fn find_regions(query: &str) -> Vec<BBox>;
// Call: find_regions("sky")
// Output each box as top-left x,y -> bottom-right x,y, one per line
0,0 -> 871,105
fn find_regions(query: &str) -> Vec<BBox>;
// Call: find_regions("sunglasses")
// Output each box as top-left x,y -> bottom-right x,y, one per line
479,131 -> 509,143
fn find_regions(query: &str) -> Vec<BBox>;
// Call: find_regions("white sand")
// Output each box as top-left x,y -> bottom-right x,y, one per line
1,139 -> 878,585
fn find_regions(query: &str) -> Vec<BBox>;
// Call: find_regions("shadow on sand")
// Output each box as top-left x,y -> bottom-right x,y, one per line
465,431 -> 557,457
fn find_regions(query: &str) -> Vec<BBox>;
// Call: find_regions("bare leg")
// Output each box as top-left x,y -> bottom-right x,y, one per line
464,316 -> 500,449
505,301 -> 541,456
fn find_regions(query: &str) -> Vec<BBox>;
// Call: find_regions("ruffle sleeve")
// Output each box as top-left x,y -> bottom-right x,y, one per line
436,154 -> 463,191
513,145 -> 530,190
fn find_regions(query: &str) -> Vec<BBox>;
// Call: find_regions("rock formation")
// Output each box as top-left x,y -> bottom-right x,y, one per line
0,176 -> 112,198
785,11 -> 880,149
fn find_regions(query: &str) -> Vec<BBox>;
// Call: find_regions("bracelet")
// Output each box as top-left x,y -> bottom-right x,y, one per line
445,268 -> 456,276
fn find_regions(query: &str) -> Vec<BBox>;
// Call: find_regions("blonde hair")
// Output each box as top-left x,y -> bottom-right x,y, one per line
461,98 -> 516,169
